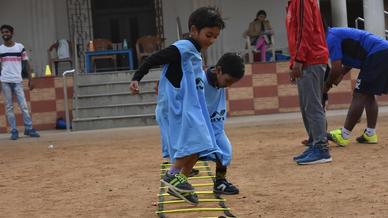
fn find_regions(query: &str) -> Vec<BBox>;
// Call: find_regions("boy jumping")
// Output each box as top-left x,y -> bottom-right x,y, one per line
129,7 -> 225,205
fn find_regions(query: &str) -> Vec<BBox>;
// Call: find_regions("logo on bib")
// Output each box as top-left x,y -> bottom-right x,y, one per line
196,77 -> 204,90
210,109 -> 226,122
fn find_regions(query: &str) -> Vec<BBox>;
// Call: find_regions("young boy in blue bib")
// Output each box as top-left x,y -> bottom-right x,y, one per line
203,53 -> 244,195
129,7 -> 225,205
157,53 -> 245,195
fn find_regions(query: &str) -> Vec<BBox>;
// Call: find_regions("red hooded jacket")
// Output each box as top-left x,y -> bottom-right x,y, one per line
286,0 -> 328,68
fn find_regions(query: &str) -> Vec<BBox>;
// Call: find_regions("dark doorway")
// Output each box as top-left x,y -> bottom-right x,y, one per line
346,0 -> 363,28
319,0 -> 363,28
91,0 -> 157,69
319,0 -> 332,27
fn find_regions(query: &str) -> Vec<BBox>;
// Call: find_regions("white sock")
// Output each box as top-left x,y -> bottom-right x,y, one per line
365,128 -> 376,136
341,128 -> 351,139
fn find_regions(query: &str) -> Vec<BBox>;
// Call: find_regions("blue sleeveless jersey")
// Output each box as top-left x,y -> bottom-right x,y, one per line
203,73 -> 232,166
155,40 -> 218,162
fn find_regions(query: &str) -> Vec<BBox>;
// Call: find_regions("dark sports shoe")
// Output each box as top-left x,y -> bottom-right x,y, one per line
10,129 -> 19,140
356,130 -> 378,144
189,168 -> 200,177
293,146 -> 314,161
24,128 -> 40,138
213,179 -> 239,195
161,173 -> 194,193
167,188 -> 199,205
296,146 -> 332,165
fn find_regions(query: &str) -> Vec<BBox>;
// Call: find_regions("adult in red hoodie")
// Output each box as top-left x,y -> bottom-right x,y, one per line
286,0 -> 331,165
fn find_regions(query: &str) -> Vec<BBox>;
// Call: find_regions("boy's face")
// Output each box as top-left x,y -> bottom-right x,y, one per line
1,29 -> 13,41
190,26 -> 220,50
213,66 -> 240,88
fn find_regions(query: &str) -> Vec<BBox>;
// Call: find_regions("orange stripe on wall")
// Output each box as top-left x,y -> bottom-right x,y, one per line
229,99 -> 254,111
231,75 -> 252,88
279,96 -> 300,108
253,86 -> 278,98
31,100 -> 57,113
252,62 -> 276,74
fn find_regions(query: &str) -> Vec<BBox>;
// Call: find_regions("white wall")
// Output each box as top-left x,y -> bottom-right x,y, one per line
0,0 -> 69,75
162,0 -> 289,55
163,0 -> 194,45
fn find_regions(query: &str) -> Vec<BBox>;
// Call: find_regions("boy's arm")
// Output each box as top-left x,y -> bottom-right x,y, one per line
20,46 -> 34,90
325,60 -> 351,93
130,45 -> 180,94
25,60 -> 34,90
131,45 -> 180,81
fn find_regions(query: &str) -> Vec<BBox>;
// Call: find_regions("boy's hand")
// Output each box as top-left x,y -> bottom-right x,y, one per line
28,80 -> 34,90
129,81 -> 140,95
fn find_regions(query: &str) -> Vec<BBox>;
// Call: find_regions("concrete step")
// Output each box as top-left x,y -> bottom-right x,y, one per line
77,68 -> 161,86
77,80 -> 157,95
76,91 -> 156,108
72,114 -> 157,131
77,102 -> 157,118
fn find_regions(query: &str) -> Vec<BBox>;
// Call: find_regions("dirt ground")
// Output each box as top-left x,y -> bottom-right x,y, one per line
1,113 -> 388,218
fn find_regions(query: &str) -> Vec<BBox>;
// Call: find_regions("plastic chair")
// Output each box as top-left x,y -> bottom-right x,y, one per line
243,34 -> 275,63
47,39 -> 73,75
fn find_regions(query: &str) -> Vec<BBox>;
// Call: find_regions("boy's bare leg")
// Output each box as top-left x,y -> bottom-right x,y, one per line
215,160 -> 227,179
181,154 -> 198,177
344,92 -> 368,131
364,95 -> 378,129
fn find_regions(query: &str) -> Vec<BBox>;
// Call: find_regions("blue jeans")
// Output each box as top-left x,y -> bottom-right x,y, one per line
1,82 -> 33,132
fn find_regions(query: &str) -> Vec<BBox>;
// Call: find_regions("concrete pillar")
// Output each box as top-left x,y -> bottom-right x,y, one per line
364,0 -> 385,38
330,0 -> 348,27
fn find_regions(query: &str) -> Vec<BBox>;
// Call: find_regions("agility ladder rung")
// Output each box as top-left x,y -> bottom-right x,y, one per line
158,190 -> 214,197
160,182 -> 213,190
160,165 -> 209,171
156,207 -> 230,214
188,175 -> 215,180
158,198 -> 225,205
159,171 -> 212,176
160,161 -> 207,167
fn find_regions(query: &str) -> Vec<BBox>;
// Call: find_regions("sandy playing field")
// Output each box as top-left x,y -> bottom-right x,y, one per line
1,112 -> 388,218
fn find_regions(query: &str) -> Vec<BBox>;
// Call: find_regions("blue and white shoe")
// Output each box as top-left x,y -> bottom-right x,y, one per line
293,146 -> 314,161
296,147 -> 332,165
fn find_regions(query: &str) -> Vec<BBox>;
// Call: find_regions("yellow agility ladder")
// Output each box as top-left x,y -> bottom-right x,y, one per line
156,161 -> 236,218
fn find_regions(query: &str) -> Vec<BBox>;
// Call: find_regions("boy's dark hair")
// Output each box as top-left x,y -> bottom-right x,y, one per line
0,24 -> 14,33
188,7 -> 225,32
256,10 -> 267,18
216,53 -> 245,79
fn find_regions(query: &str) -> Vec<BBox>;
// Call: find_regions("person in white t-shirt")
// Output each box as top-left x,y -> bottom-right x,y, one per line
0,24 -> 40,140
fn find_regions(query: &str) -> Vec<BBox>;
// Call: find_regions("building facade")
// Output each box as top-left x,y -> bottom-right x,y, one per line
1,0 -> 387,75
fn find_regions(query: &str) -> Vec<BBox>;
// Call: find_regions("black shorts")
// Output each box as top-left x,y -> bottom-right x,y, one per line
355,49 -> 388,95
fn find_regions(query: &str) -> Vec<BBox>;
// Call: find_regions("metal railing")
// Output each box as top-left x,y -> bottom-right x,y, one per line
63,69 -> 75,133
355,11 -> 388,39
355,11 -> 388,29
355,17 -> 365,29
